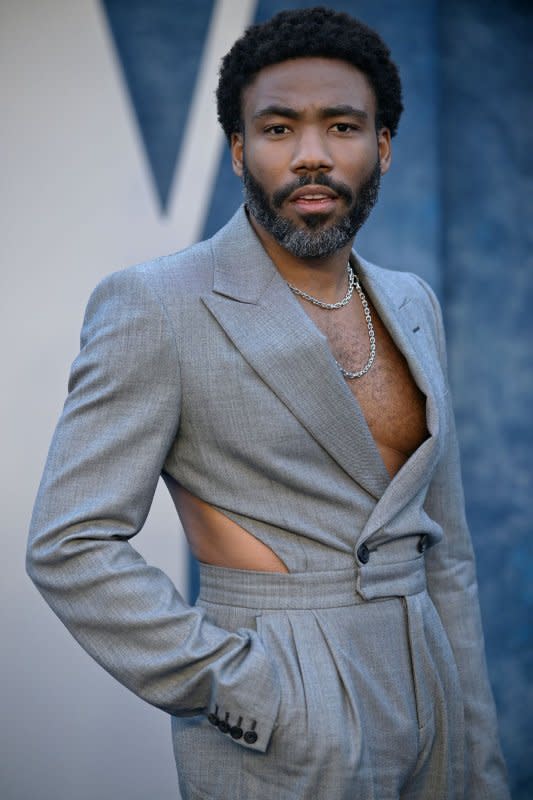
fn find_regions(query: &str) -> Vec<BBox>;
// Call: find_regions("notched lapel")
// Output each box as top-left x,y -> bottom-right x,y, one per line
202,209 -> 390,499
356,257 -> 448,534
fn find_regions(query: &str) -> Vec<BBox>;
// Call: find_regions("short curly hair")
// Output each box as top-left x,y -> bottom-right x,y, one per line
216,6 -> 403,142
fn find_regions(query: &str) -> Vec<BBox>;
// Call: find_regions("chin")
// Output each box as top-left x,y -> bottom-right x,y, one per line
299,213 -> 337,230
287,206 -> 340,228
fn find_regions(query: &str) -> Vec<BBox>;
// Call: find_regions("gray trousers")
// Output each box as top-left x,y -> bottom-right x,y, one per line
171,552 -> 464,799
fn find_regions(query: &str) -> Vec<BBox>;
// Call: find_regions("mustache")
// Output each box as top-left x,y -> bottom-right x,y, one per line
271,174 -> 354,209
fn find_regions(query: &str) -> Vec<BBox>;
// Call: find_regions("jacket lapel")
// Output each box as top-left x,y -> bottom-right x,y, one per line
355,256 -> 446,536
202,208 -> 390,499
201,207 -> 446,513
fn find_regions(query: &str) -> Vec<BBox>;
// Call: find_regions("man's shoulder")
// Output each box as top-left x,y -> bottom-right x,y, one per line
356,253 -> 437,303
122,235 -> 214,293
101,206 -> 247,300
81,236 -> 218,333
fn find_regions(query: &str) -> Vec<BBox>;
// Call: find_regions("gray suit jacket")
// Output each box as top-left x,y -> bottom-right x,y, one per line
27,207 -> 507,794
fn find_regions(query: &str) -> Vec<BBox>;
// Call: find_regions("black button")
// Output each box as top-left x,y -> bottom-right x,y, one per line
217,719 -> 230,734
244,730 -> 258,744
230,726 -> 243,740
207,713 -> 218,726
357,543 -> 370,564
418,535 -> 428,553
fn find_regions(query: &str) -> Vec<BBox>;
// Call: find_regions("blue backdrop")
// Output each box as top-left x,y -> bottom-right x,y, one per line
102,1 -> 532,795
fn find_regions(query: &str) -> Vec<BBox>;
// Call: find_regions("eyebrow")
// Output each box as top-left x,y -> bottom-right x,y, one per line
253,104 -> 369,121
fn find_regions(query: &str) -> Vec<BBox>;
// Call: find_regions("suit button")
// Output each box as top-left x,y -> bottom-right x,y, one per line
230,726 -> 243,740
244,730 -> 258,744
207,713 -> 218,725
357,543 -> 370,564
217,719 -> 230,734
418,534 -> 429,553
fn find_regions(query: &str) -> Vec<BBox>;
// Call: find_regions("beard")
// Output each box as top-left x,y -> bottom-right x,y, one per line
242,158 -> 381,259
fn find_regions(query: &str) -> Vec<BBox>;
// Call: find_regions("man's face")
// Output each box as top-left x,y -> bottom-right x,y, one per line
231,57 -> 391,259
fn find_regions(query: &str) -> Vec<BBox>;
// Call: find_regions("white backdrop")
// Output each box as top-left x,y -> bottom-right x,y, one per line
0,2 -> 256,798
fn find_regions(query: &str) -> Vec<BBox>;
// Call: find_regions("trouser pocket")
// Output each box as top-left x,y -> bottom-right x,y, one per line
249,609 -> 370,799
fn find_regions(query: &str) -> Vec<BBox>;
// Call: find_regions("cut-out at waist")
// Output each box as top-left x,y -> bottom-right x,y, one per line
162,474 -> 289,574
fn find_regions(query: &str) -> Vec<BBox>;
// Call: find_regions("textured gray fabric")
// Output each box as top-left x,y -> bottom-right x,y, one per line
27,206 -> 509,797
171,562 -> 463,799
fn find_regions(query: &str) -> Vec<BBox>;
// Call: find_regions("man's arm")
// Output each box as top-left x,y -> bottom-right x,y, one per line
26,266 -> 280,752
415,277 -> 510,798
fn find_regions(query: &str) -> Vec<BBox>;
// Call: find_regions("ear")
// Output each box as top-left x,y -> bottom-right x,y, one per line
377,127 -> 392,175
231,132 -> 244,177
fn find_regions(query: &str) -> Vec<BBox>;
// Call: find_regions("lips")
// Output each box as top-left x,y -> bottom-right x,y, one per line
289,185 -> 338,202
289,185 -> 338,213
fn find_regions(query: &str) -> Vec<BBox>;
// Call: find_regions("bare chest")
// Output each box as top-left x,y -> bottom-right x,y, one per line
300,297 -> 429,477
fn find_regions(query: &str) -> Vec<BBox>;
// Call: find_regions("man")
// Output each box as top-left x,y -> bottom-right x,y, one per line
27,7 -> 510,799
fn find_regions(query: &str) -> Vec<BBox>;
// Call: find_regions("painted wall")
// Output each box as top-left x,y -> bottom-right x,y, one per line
2,1 -> 531,798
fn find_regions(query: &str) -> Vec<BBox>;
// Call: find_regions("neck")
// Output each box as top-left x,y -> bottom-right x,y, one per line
248,213 -> 355,301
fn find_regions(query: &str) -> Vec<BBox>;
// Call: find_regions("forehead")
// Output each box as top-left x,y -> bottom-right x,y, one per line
242,57 -> 376,118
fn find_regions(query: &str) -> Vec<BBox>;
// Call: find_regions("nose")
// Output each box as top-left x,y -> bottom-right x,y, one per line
289,127 -> 334,174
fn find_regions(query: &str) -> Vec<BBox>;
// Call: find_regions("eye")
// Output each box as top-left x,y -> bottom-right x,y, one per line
331,122 -> 359,133
264,124 -> 290,136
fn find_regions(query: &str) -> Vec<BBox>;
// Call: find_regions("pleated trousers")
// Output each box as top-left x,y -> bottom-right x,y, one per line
171,552 -> 465,799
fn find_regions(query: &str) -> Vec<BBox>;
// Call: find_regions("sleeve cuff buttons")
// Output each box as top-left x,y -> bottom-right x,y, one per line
207,708 -> 258,746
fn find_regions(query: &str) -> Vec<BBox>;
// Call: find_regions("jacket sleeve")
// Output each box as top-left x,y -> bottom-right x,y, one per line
415,276 -> 510,798
26,267 -> 280,752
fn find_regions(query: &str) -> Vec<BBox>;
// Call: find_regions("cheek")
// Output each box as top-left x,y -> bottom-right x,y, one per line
244,139 -> 290,178
338,141 -> 377,171
246,164 -> 284,198
340,157 -> 379,191
334,130 -> 378,159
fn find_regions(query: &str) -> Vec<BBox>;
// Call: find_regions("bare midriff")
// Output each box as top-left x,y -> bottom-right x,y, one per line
163,475 -> 289,572
164,292 -> 428,574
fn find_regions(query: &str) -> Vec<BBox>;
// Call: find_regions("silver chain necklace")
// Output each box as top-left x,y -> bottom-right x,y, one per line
287,263 -> 354,309
287,263 -> 376,380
